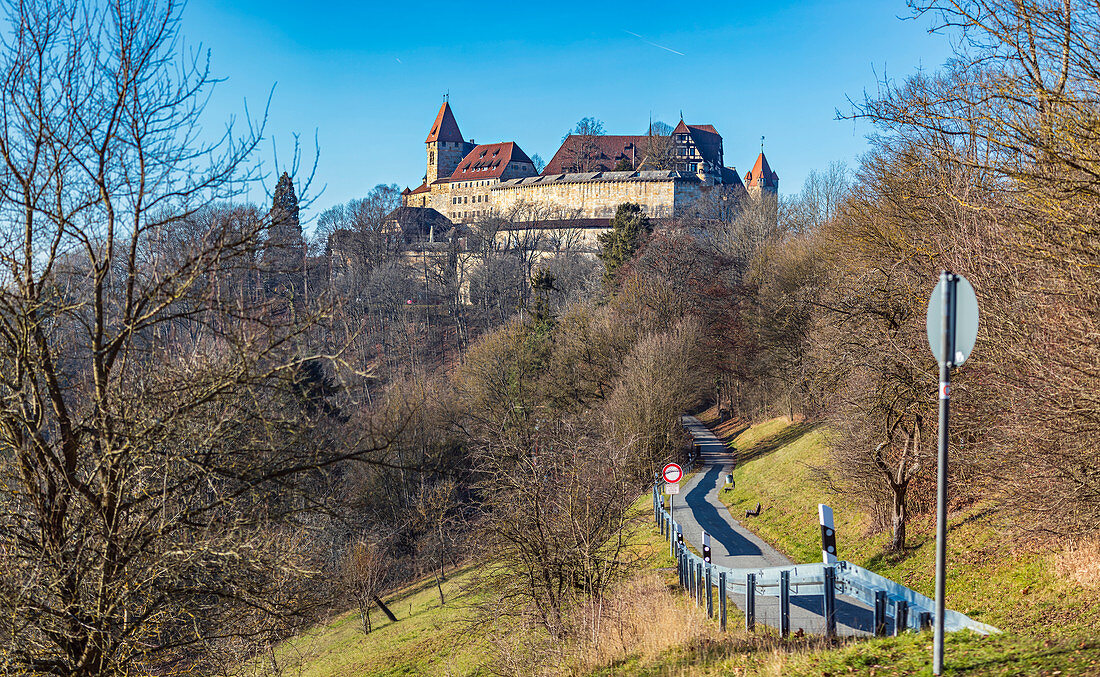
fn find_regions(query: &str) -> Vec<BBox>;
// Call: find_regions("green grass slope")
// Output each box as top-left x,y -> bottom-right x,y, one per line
259,569 -> 489,677
706,415 -> 1100,674
259,494 -> 680,677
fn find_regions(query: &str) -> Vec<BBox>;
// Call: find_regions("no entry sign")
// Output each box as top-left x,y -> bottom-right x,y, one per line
662,463 -> 683,484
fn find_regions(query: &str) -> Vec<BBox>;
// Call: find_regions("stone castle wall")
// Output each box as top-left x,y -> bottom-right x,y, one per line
491,177 -> 701,220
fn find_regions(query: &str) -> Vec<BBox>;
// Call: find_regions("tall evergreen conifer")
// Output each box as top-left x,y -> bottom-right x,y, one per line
263,172 -> 305,294
597,202 -> 652,285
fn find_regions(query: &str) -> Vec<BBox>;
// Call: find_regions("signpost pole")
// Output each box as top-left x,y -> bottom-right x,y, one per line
933,272 -> 957,676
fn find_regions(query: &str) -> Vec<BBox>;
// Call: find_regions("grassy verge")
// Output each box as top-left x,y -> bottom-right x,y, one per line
697,412 -> 1100,674
251,566 -> 490,677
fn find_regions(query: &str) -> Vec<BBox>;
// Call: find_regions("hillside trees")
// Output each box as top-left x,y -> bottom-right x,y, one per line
844,0 -> 1100,537
0,1 -> 398,672
453,245 -> 704,635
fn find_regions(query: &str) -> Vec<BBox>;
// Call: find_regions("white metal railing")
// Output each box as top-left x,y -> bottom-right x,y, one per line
652,485 -> 999,636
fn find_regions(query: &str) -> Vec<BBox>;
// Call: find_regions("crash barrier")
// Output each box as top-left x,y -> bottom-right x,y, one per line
653,485 -> 999,637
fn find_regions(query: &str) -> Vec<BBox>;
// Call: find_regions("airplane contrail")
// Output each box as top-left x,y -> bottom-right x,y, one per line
624,30 -> 685,56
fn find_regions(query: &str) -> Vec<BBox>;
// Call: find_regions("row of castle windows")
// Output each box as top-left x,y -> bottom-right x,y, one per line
452,194 -> 488,204
454,210 -> 487,220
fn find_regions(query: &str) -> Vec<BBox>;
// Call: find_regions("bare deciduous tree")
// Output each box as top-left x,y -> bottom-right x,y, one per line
0,2 -> 393,673
341,539 -> 395,634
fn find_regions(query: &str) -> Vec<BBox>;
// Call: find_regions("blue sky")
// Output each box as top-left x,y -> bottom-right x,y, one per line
182,1 -> 953,224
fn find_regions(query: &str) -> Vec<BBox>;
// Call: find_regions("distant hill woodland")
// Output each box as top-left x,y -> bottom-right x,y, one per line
1,1 -> 1098,675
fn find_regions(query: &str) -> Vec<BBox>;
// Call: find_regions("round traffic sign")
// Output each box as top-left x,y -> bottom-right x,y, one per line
662,463 -> 683,484
926,273 -> 979,367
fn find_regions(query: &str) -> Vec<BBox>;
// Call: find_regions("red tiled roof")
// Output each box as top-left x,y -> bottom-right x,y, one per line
409,182 -> 430,194
744,152 -> 779,187
543,135 -> 649,174
425,102 -> 464,144
446,142 -> 534,181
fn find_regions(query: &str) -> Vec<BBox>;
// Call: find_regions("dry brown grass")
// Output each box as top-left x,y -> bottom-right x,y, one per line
1054,536 -> 1100,589
492,570 -> 845,676
565,572 -> 722,671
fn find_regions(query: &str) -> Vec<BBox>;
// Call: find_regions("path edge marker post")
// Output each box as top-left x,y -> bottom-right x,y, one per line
819,504 -> 838,564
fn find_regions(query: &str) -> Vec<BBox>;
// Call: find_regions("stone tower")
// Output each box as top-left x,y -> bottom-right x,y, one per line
425,100 -> 470,184
743,152 -> 779,199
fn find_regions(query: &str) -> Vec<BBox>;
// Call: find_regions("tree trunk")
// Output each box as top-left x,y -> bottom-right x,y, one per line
373,594 -> 398,622
890,483 -> 908,551
358,599 -> 372,634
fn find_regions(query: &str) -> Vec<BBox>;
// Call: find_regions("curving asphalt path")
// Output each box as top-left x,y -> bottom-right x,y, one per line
674,415 -> 875,636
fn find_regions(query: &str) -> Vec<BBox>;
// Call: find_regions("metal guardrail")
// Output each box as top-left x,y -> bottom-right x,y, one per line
652,485 -> 999,636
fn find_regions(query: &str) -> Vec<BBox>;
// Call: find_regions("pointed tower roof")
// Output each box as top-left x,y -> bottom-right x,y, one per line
744,152 -> 778,186
672,119 -> 690,135
425,101 -> 465,144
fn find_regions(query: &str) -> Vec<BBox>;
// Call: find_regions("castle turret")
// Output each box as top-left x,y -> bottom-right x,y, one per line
425,100 -> 470,185
743,152 -> 779,198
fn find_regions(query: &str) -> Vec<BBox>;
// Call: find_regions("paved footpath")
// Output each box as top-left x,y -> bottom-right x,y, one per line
674,415 -> 874,636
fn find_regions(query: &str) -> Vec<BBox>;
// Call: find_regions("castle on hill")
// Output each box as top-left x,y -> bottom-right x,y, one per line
400,100 -> 779,225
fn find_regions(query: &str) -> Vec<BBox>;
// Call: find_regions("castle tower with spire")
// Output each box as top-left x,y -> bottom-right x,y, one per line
743,151 -> 779,199
425,100 -> 474,185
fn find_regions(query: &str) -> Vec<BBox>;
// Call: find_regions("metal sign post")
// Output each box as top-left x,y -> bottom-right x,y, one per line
925,271 -> 979,676
662,463 -> 683,560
